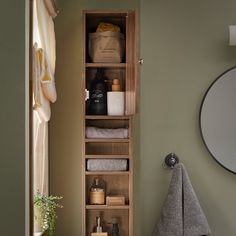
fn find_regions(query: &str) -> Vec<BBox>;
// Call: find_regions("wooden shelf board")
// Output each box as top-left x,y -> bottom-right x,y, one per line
86,63 -> 126,68
85,115 -> 131,120
85,171 -> 130,175
85,138 -> 129,143
86,205 -> 130,210
83,10 -> 129,16
85,155 -> 130,159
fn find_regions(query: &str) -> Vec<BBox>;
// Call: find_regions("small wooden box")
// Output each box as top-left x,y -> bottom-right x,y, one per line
91,233 -> 108,236
106,195 -> 125,206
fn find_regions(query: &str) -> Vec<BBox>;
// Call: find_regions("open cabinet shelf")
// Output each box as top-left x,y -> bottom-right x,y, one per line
82,9 -> 138,236
86,209 -> 130,236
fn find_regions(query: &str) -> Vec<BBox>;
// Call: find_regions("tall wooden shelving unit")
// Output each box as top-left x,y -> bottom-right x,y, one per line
82,10 -> 138,236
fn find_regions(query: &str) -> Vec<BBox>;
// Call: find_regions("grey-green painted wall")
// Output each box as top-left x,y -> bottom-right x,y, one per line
51,0 -> 236,236
0,1 -> 26,235
140,1 -> 236,236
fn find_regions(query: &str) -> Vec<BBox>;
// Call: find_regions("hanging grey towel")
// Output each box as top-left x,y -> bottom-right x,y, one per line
152,163 -> 211,236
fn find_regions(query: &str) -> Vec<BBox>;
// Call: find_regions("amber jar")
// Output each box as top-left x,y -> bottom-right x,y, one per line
90,177 -> 105,205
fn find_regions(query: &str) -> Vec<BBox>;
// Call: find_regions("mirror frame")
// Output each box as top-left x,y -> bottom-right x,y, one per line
199,66 -> 236,174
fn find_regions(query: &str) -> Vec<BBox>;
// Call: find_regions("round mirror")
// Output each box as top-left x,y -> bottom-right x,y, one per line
200,67 -> 236,174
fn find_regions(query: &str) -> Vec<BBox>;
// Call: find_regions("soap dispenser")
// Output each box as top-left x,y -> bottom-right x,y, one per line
91,216 -> 108,236
89,68 -> 107,115
107,79 -> 124,116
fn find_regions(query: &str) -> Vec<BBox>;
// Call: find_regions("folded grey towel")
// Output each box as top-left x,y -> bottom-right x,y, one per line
86,126 -> 128,139
152,163 -> 211,236
87,159 -> 128,171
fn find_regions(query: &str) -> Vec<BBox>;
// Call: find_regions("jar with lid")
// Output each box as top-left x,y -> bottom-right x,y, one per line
90,177 -> 105,205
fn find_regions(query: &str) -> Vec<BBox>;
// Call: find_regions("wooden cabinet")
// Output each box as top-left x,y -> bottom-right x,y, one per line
82,10 -> 138,236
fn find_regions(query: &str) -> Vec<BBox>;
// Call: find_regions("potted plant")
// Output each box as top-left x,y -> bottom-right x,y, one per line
34,191 -> 63,236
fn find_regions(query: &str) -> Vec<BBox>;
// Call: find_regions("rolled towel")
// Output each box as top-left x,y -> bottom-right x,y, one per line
86,126 -> 128,139
87,159 -> 128,171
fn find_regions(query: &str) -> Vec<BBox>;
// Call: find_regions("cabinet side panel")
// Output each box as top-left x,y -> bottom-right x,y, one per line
82,10 -> 87,236
126,10 -> 138,115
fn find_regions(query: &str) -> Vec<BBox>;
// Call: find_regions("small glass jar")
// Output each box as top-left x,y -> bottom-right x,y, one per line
90,177 -> 105,205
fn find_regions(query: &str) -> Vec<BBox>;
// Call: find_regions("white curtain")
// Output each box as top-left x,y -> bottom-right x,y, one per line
33,0 -> 57,195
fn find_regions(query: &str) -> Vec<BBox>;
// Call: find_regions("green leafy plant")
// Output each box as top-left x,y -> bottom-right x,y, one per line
34,191 -> 63,236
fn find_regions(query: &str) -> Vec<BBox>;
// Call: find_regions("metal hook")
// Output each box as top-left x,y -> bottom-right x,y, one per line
163,153 -> 179,169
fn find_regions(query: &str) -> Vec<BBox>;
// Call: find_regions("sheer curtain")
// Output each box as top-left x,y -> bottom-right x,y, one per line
33,0 -> 57,195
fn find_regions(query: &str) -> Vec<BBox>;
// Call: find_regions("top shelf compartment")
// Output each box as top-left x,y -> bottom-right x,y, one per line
85,12 -> 127,63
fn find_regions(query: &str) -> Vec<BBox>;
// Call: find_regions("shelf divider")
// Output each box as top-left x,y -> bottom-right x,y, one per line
85,155 -> 130,159
85,115 -> 131,120
86,63 -> 126,68
85,138 -> 129,143
86,205 -> 130,210
85,171 -> 130,175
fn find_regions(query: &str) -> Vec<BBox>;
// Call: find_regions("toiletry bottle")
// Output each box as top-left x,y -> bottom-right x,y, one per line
91,216 -> 108,236
107,79 -> 124,116
90,177 -> 105,205
89,69 -> 107,115
111,218 -> 119,236
95,217 -> 102,233
111,79 -> 121,91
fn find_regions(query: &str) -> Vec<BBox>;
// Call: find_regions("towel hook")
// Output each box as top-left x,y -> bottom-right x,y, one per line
163,153 -> 179,169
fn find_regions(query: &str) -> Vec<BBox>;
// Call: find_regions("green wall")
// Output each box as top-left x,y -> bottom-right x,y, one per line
0,1 -> 27,235
51,0 -> 236,236
140,0 -> 236,236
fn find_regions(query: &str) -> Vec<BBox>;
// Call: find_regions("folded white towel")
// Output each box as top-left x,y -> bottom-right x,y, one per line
152,163 -> 211,236
86,126 -> 128,139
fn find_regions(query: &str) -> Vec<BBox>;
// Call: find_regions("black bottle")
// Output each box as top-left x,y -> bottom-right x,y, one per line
89,69 -> 107,115
111,218 -> 119,236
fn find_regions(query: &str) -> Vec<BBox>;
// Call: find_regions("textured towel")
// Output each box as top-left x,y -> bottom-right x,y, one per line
86,126 -> 128,139
32,44 -> 51,122
152,163 -> 211,236
87,159 -> 128,171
